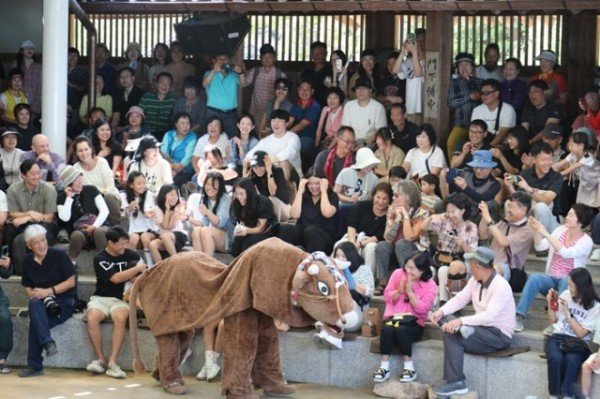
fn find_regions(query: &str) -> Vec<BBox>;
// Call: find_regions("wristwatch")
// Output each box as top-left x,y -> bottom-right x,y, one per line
486,220 -> 494,227
268,174 -> 274,179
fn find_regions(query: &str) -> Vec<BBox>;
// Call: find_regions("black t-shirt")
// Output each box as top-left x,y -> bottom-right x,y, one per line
520,101 -> 564,140
252,166 -> 291,204
22,248 -> 77,299
234,194 -> 277,229
520,166 -> 563,213
347,200 -> 387,240
297,191 -> 340,237
378,75 -> 406,100
113,86 -> 145,127
390,120 -> 420,155
299,64 -> 333,106
93,248 -> 141,300
101,142 -> 124,170
57,185 -> 103,232
499,148 -> 523,173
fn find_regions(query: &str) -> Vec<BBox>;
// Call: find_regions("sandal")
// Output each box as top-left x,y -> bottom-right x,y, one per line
373,367 -> 390,383
373,286 -> 386,296
400,368 -> 417,382
0,363 -> 10,374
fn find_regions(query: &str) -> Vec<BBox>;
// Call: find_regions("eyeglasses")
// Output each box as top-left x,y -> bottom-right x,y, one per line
480,90 -> 498,97
338,137 -> 356,146
275,86 -> 289,92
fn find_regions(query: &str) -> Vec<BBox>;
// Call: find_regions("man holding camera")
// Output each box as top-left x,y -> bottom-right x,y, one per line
503,142 -> 563,249
19,224 -> 76,377
85,227 -> 146,379
441,150 -> 501,205
203,54 -> 246,139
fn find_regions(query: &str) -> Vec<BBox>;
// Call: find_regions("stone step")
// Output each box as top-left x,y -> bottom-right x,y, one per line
523,254 -> 600,278
4,313 -> 599,399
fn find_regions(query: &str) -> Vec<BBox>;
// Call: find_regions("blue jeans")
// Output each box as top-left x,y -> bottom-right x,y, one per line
27,296 -> 75,370
592,213 -> 600,245
532,202 -> 560,235
515,273 -> 568,316
0,293 -> 12,360
545,333 -> 590,397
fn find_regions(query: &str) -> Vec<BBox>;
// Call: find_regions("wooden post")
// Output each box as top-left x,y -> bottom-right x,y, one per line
423,12 -> 453,148
561,11 -> 597,99
365,12 -> 396,51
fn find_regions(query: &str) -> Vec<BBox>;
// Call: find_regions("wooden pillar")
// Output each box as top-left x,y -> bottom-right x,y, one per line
562,11 -> 597,98
423,11 -> 453,147
365,12 -> 396,51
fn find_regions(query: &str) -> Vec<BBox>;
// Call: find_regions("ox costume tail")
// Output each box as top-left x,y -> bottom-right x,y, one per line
129,272 -> 147,374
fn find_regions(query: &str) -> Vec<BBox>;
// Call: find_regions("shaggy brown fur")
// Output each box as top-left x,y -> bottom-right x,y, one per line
129,238 -> 355,397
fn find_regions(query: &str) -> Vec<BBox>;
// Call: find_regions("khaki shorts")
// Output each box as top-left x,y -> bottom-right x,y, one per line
87,295 -> 129,318
585,353 -> 600,374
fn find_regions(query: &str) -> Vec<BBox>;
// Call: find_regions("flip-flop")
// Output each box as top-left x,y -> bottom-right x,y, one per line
0,363 -> 10,374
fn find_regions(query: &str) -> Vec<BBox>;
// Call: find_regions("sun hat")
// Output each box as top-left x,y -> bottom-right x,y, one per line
467,150 -> 497,169
351,147 -> 380,170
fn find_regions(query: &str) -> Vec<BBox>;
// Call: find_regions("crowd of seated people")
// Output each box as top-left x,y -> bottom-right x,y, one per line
0,34 -> 598,399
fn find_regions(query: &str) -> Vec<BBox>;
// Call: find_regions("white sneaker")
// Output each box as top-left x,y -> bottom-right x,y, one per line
105,363 -> 126,379
205,351 -> 220,381
86,359 -> 106,374
196,363 -> 208,380
590,248 -> 600,261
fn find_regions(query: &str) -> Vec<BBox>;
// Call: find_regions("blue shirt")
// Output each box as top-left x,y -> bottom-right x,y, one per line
161,130 -> 198,168
204,70 -> 240,111
229,136 -> 259,167
290,99 -> 322,140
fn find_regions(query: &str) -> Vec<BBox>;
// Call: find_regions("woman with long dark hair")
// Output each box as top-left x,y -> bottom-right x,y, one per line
490,125 -> 529,175
79,75 -> 113,124
246,150 -> 292,222
188,172 -> 232,257
373,250 -> 437,383
91,118 -> 123,178
544,268 -> 600,399
148,184 -> 189,263
348,49 -> 380,100
121,171 -> 158,265
229,177 -> 277,256
278,167 -> 339,253
230,114 -> 259,171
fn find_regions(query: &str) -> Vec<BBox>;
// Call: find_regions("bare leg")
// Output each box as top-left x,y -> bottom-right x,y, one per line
149,238 -> 164,264
203,321 -> 219,351
128,233 -> 141,251
108,307 -> 128,365
160,231 -> 177,256
191,227 -> 204,252
86,308 -> 107,363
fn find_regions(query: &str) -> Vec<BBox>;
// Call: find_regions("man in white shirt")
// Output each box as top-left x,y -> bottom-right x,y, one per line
245,109 -> 302,180
475,43 -> 503,82
341,77 -> 387,146
471,79 -> 516,147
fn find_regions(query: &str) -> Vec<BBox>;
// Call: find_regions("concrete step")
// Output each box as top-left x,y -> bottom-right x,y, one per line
4,313 -> 600,399
523,254 -> 600,279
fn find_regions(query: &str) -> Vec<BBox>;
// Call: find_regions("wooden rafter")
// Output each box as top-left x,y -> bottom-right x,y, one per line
78,1 -> 600,15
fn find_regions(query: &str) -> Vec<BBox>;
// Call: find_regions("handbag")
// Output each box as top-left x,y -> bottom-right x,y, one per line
73,213 -> 97,231
559,336 -> 591,354
385,314 -> 417,327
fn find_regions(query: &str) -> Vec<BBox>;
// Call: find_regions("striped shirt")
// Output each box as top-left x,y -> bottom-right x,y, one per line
138,92 -> 177,136
536,225 -> 593,277
245,66 -> 286,124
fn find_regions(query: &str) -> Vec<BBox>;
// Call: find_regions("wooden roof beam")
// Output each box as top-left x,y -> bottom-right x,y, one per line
78,1 -> 600,14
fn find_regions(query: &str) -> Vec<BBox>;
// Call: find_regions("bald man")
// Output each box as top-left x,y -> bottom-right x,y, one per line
20,134 -> 66,186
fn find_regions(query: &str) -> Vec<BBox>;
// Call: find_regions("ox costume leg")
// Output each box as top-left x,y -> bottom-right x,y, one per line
154,329 -> 195,389
222,308 -> 288,398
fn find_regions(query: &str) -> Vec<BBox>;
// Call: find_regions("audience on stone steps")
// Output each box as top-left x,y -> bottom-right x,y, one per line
0,36 -> 599,396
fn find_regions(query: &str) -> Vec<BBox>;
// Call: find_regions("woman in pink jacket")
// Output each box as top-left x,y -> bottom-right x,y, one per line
373,251 -> 437,384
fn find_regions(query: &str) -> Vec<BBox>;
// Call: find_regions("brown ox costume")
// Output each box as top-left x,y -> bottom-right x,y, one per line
129,238 -> 356,398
